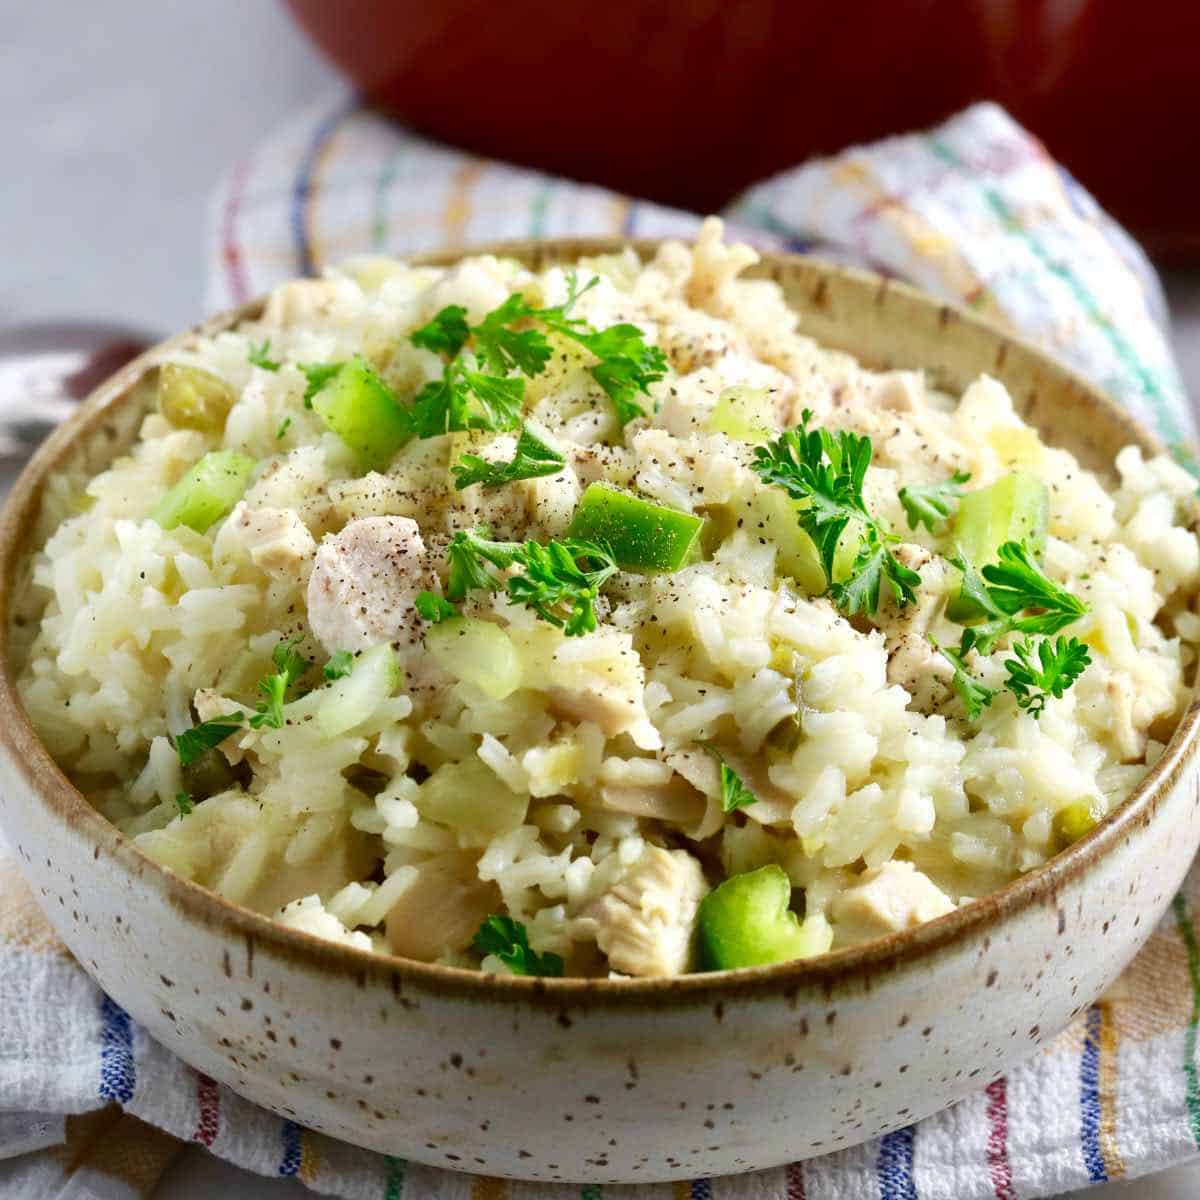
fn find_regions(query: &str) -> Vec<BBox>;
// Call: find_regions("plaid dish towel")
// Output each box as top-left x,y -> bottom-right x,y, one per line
2,99 -> 1199,1199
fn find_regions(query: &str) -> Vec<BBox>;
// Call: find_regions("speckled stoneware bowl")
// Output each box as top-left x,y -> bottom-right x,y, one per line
1,242 -> 1198,1184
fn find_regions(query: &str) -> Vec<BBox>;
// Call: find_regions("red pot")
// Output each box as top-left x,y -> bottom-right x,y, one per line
285,0 -> 1200,260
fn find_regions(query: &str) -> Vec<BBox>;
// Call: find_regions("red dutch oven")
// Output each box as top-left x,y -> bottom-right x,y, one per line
285,0 -> 1200,261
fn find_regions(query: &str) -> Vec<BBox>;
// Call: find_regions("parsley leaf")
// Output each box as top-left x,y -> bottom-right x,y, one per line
707,747 -> 758,812
415,591 -> 458,623
950,541 -> 1087,657
506,538 -> 618,636
173,713 -> 245,766
452,425 -> 566,490
174,791 -> 194,816
1003,635 -> 1092,718
411,305 -> 470,358
404,362 -> 523,439
980,541 -> 1089,627
248,637 -> 312,730
404,274 -> 666,434
443,530 -> 617,636
299,361 -> 344,408
458,369 -> 524,430
445,530 -> 521,602
248,339 -> 281,372
471,295 -> 553,377
940,542 -> 1090,715
322,650 -> 355,682
931,637 -> 998,720
537,304 -> 668,426
752,411 -> 918,615
275,416 -> 292,440
830,533 -> 921,615
472,914 -> 564,977
898,470 -> 971,532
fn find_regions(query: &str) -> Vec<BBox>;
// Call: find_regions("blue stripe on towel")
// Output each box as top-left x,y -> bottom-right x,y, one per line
97,995 -> 135,1103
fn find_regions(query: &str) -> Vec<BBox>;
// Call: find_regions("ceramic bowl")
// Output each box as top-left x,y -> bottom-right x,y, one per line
1,242 -> 1197,1184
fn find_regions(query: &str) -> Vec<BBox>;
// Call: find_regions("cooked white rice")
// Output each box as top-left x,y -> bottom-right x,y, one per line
16,219 -> 1200,977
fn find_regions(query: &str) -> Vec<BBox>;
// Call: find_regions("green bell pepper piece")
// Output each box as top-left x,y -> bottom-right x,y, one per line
567,483 -> 704,572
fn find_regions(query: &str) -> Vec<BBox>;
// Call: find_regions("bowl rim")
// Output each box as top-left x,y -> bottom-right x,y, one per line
1,237 -> 1197,1007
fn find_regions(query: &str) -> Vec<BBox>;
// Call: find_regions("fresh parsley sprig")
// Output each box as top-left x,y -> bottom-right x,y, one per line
322,650 -> 355,681
751,412 -> 920,615
1004,635 -> 1092,718
509,539 -> 619,636
248,636 -> 312,730
172,638 -> 314,763
706,747 -> 758,812
410,273 -> 666,434
443,529 -> 618,636
934,540 -> 1091,719
534,275 -> 667,426
172,713 -> 245,766
452,424 -> 566,490
952,541 -> 1087,657
930,637 -> 997,721
415,590 -> 458,623
446,529 -> 522,602
472,914 -> 564,977
898,470 -> 971,533
248,339 -> 281,372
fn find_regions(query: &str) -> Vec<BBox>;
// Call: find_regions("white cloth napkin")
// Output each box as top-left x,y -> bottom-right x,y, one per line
2,100 -> 1198,1200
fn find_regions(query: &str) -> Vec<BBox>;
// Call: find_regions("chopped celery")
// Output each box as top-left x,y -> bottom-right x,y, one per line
1053,798 -> 1103,848
425,618 -> 521,699
311,359 -> 411,471
749,490 -> 862,597
697,865 -> 833,970
751,489 -> 825,595
566,483 -> 703,572
953,473 -> 1048,563
948,473 -> 1048,621
157,364 -> 236,433
151,450 -> 255,533
707,387 -> 775,444
316,643 -> 401,737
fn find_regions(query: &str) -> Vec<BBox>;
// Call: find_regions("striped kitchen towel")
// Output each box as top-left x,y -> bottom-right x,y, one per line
2,98 -> 1199,1199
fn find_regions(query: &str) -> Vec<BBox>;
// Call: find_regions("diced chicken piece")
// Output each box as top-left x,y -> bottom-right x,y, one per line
385,850 -> 500,962
566,444 -> 637,489
223,501 -> 316,577
590,845 -> 708,977
262,278 -> 346,328
307,516 -> 435,656
543,627 -> 661,750
193,687 -> 246,764
548,684 -> 659,751
831,861 -> 954,939
886,632 -> 954,711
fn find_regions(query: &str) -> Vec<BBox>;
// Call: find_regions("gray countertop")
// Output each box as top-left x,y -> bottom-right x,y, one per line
1,2 -> 1197,1196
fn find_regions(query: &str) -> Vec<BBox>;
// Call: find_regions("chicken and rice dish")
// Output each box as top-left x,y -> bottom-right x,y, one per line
15,220 -> 1200,978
